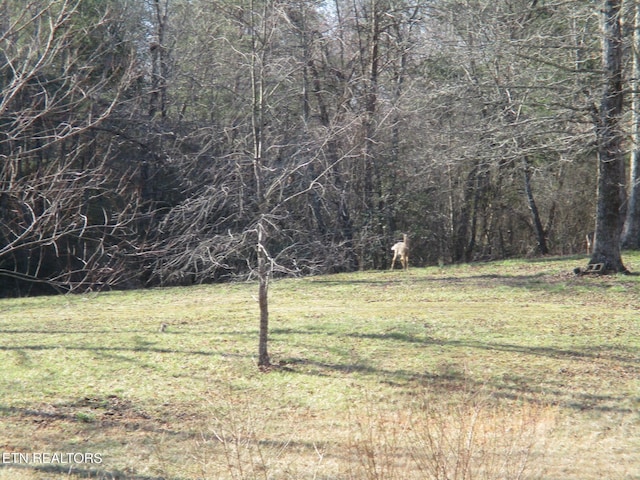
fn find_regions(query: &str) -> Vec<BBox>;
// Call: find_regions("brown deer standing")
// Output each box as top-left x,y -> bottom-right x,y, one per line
390,233 -> 409,270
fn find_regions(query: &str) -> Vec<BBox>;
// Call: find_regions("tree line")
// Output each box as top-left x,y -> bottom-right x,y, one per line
1,0 -> 637,298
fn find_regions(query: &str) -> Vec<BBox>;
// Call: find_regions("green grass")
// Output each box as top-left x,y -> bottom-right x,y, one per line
1,253 -> 639,479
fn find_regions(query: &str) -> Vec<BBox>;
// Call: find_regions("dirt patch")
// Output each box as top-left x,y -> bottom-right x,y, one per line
13,395 -> 157,433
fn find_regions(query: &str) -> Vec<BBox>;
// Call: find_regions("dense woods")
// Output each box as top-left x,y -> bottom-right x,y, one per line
1,0 -> 638,296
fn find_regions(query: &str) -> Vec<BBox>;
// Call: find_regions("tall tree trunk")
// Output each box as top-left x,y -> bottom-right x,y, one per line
257,222 -> 270,368
251,0 -> 270,368
360,0 -> 382,268
523,157 -> 549,254
452,163 -> 477,262
590,0 -> 628,273
150,0 -> 169,119
622,0 -> 640,249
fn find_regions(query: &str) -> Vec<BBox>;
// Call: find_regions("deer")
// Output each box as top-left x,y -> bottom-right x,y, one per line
390,233 -> 409,271
585,231 -> 595,254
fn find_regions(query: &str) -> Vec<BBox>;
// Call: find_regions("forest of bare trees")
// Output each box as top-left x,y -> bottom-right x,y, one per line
1,0 -> 638,298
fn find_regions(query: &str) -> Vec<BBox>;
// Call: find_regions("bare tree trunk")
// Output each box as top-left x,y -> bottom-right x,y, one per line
523,157 -> 549,254
251,0 -> 270,368
257,222 -> 270,368
359,0 -> 382,269
150,0 -> 169,119
452,164 -> 475,263
622,0 -> 640,249
590,0 -> 628,273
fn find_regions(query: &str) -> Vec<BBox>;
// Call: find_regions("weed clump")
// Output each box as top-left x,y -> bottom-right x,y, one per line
347,390 -> 556,480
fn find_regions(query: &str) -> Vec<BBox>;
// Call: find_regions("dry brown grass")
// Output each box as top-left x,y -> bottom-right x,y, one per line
346,391 -> 556,480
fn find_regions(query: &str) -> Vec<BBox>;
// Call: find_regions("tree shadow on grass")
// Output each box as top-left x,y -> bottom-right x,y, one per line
0,398 -> 194,480
275,326 -> 639,367
273,328 -> 640,414
279,353 -> 638,414
0,396 -> 340,480
0,343 -> 219,357
310,268 -> 640,294
0,396 -> 187,437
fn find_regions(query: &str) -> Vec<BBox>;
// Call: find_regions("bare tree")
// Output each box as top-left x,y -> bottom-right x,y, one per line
142,0 -> 351,368
589,0 -> 628,273
414,1 -> 601,261
0,0 -> 141,294
249,0 -> 273,368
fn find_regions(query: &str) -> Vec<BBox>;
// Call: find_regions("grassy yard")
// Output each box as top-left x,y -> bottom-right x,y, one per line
0,253 -> 639,479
